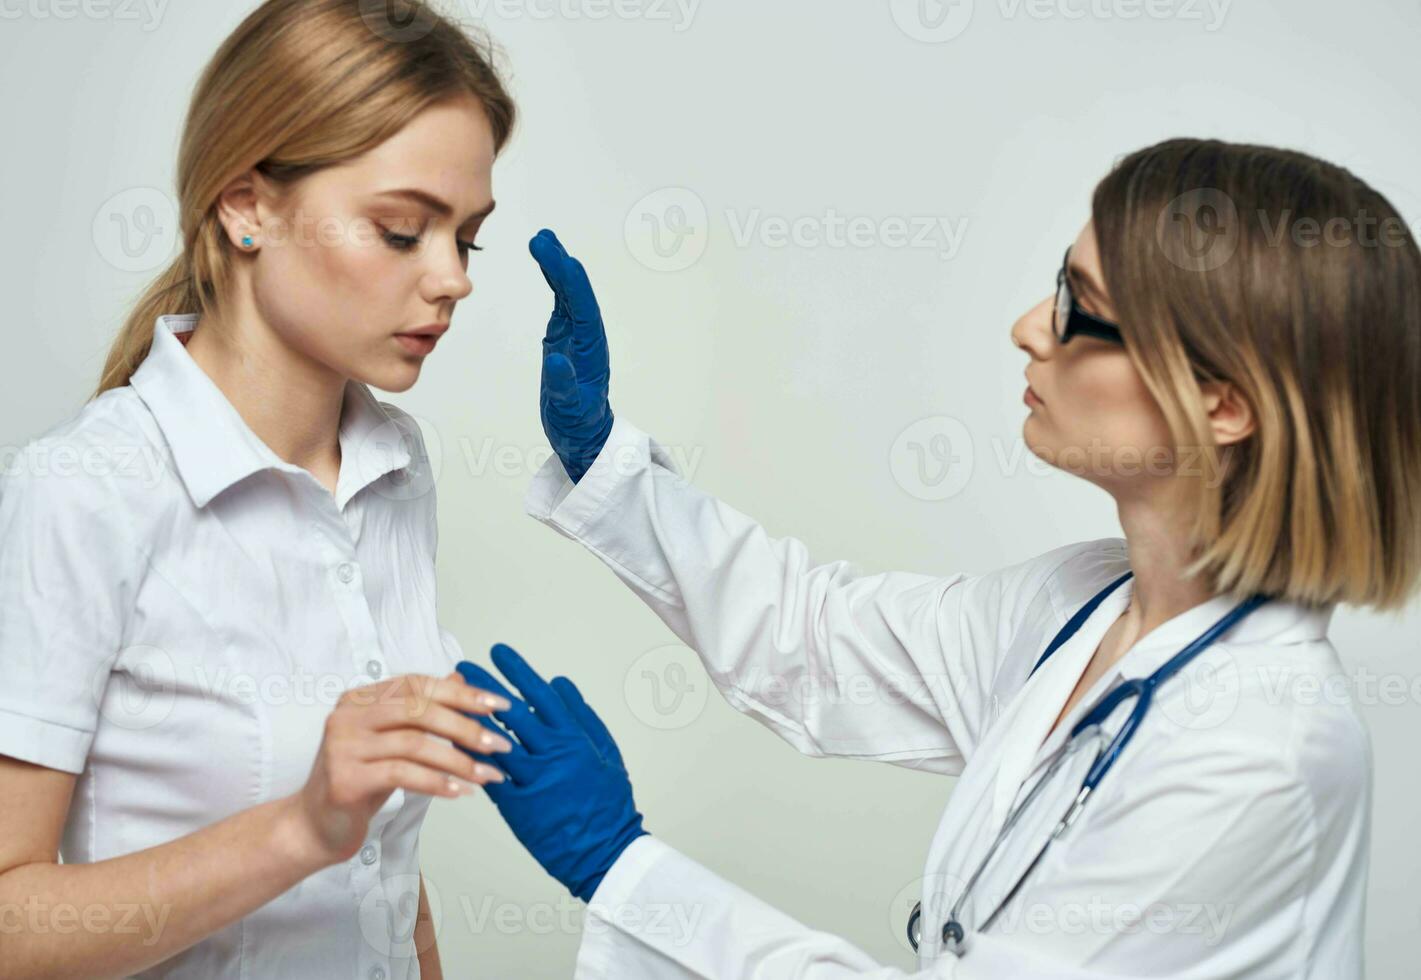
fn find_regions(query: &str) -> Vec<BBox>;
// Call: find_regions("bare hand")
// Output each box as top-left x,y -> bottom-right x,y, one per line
288,671 -> 514,865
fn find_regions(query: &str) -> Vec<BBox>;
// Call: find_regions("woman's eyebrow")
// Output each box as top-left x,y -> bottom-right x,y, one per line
372,187 -> 497,223
1066,259 -> 1108,307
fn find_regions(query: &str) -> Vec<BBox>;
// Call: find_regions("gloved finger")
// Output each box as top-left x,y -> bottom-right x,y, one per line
529,229 -> 567,301
542,298 -> 573,351
561,258 -> 610,385
530,233 -> 575,353
450,708 -> 514,771
456,713 -> 538,786
530,231 -> 574,333
550,675 -> 623,768
531,230 -> 605,374
456,660 -> 558,754
456,661 -> 556,755
489,643 -> 574,730
560,254 -> 604,332
456,660 -> 520,710
541,352 -> 582,415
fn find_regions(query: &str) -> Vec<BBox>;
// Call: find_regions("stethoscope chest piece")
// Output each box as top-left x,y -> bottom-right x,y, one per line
905,900 -> 966,955
941,915 -> 965,953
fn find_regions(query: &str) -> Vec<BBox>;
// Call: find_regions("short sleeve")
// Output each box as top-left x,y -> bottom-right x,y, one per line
437,626 -> 468,672
0,452 -> 140,773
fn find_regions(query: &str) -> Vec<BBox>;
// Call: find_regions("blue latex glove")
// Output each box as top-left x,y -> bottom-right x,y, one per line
530,229 -> 614,483
454,643 -> 648,902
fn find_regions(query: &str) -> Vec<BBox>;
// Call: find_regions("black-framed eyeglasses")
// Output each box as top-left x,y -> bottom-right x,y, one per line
1054,247 -> 1124,346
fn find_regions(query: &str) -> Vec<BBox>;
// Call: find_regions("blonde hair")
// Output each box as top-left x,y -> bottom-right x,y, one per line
1092,138 -> 1421,612
92,0 -> 516,398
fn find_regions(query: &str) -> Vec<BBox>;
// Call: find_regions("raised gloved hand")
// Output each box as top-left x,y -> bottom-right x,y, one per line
530,229 -> 614,483
454,643 -> 648,902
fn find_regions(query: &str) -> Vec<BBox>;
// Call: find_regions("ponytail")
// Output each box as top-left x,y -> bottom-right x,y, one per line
91,257 -> 206,400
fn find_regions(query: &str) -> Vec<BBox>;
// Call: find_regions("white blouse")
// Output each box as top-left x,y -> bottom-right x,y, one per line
0,313 -> 463,980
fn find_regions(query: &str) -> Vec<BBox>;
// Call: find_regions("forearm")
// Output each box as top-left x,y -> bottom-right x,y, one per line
533,419 -> 839,668
415,872 -> 443,979
0,795 -> 331,980
530,420 -> 963,754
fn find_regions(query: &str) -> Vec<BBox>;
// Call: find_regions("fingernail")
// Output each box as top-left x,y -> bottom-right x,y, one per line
447,776 -> 477,796
481,731 -> 513,753
475,764 -> 506,784
483,694 -> 512,711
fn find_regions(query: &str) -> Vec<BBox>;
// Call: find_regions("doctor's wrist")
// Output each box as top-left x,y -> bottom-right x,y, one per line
559,417 -> 615,484
574,827 -> 651,904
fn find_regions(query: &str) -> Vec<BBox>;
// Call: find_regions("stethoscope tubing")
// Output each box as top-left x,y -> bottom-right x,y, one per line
907,574 -> 1270,954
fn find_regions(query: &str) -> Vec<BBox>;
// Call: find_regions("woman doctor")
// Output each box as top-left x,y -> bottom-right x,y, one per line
456,138 -> 1421,978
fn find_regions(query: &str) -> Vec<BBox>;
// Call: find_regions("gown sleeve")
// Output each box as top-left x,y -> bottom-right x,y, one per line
525,417 -> 1106,775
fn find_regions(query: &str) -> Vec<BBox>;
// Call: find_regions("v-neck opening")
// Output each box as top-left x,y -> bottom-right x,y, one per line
989,577 -> 1134,825
1029,576 -> 1134,756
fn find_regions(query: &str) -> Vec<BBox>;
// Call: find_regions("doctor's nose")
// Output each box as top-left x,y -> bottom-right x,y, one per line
1011,294 -> 1056,360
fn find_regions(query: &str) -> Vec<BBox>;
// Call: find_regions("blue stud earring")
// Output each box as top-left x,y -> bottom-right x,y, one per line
241,235 -> 254,248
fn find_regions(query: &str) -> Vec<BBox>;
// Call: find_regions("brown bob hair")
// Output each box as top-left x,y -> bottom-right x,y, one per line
1093,138 -> 1421,612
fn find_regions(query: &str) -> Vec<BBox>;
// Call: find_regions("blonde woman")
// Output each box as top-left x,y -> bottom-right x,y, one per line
457,140 -> 1421,977
0,2 -> 520,977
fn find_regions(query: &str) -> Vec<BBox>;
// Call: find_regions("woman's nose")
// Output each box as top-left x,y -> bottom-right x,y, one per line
1011,295 -> 1056,359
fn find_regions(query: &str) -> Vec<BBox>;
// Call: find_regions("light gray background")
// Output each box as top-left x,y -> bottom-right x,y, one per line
3,0 -> 1419,975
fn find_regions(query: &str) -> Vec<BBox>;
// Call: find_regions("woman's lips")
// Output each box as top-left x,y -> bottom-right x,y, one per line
1024,385 -> 1043,408
395,333 -> 439,356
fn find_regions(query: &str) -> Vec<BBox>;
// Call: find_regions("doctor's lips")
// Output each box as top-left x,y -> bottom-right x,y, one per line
394,322 -> 449,356
1024,373 -> 1044,407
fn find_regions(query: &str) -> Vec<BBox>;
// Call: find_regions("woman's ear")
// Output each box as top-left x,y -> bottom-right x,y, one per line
213,168 -> 280,251
1200,380 -> 1256,448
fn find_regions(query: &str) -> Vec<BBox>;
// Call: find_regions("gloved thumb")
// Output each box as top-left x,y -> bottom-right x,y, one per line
542,352 -> 582,415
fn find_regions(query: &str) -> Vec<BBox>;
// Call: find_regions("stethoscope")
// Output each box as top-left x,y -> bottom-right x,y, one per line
907,570 -> 1269,955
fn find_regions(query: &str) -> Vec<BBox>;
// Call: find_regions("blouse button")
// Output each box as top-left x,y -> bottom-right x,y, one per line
359,843 -> 378,865
369,967 -> 386,980
337,562 -> 356,584
366,659 -> 384,680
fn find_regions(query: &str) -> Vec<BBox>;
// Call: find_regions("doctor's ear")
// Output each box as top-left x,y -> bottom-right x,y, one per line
1199,380 -> 1256,448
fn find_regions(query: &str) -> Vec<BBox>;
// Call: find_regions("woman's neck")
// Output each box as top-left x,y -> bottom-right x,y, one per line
1110,491 -> 1216,660
182,309 -> 347,476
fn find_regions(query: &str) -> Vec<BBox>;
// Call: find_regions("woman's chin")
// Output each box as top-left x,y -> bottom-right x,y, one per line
358,359 -> 423,394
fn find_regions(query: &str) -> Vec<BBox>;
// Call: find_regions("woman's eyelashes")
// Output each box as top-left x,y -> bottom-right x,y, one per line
380,227 -> 483,254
